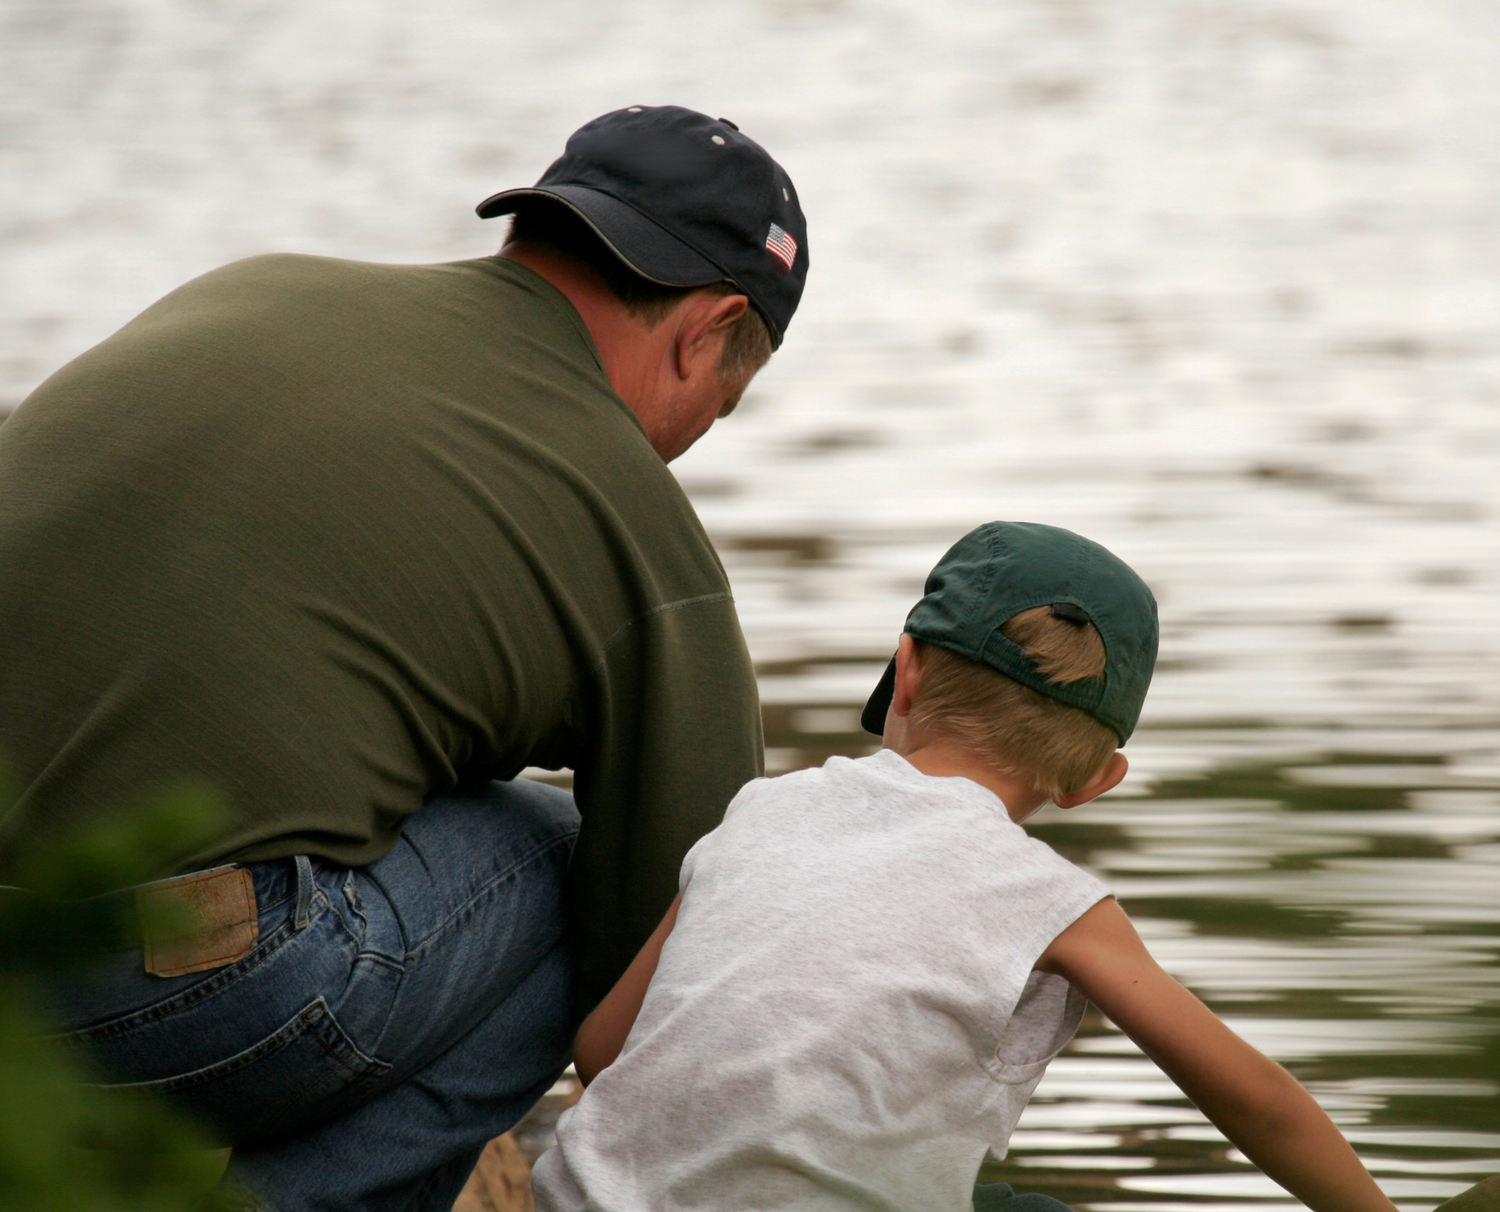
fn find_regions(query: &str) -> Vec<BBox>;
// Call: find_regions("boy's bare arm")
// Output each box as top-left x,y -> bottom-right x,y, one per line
1036,898 -> 1398,1212
573,894 -> 681,1086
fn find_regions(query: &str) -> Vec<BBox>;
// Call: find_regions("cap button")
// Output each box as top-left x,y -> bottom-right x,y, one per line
711,135 -> 726,145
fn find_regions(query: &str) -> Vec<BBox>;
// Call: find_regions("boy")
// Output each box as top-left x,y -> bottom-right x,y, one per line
531,521 -> 1398,1212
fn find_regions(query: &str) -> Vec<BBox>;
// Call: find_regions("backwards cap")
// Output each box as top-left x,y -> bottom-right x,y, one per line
861,521 -> 1159,744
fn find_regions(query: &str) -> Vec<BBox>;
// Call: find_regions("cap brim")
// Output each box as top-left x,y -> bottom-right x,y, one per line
860,655 -> 898,737
477,185 -> 725,288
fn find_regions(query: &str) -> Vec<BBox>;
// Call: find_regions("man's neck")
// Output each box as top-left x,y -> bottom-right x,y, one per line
497,240 -> 751,464
499,241 -> 660,409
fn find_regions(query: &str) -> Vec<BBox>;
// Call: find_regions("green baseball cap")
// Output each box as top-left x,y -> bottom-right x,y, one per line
860,521 -> 1159,744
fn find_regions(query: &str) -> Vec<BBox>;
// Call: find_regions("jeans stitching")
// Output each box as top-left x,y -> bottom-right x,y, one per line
82,995 -> 391,1094
402,823 -> 576,959
354,952 -> 405,976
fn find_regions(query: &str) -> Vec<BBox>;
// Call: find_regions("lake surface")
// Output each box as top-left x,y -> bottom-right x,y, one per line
4,0 -> 1499,1205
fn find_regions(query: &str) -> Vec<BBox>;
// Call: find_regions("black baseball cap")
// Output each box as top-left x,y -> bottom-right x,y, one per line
476,105 -> 808,347
861,522 -> 1159,744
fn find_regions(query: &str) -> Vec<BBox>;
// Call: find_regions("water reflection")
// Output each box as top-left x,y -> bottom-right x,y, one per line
1022,748 -> 1498,1204
753,711 -> 1500,1208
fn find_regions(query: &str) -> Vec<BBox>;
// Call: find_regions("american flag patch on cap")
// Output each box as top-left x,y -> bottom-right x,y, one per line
766,222 -> 798,272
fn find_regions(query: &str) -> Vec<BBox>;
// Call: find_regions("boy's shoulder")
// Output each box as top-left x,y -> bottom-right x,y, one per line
721,750 -> 1057,861
733,748 -> 988,811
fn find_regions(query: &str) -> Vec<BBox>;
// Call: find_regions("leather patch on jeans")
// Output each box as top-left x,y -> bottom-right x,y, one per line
137,865 -> 259,978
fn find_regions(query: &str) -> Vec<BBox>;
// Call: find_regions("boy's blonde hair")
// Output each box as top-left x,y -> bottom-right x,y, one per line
907,606 -> 1117,800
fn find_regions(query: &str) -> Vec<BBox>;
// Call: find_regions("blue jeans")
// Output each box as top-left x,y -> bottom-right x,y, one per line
973,1183 -> 1075,1211
43,778 -> 581,1212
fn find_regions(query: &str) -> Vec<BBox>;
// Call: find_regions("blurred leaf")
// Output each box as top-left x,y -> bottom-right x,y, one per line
0,985 -> 240,1211
11,777 -> 229,899
0,760 -> 243,1210
0,778 -> 229,970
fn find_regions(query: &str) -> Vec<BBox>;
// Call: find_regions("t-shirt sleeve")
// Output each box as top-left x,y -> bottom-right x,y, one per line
1007,836 -> 1114,972
568,592 -> 763,1014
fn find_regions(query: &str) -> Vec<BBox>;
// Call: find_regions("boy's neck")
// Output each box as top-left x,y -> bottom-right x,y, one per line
885,738 -> 1048,824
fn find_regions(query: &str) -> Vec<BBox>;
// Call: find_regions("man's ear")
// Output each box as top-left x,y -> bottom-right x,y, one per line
674,292 -> 749,381
1056,751 -> 1128,810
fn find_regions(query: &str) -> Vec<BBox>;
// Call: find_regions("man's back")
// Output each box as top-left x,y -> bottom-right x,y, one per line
0,252 -> 760,995
4,107 -> 809,1212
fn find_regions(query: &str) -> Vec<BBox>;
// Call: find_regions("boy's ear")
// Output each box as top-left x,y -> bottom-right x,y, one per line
890,634 -> 922,718
1056,751 -> 1129,810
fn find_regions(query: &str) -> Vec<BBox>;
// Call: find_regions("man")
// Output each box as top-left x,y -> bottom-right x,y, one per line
0,105 -> 807,1210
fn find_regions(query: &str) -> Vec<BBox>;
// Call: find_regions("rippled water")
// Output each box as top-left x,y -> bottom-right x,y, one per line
1004,758 -> 1500,1208
5,0 -> 1500,1205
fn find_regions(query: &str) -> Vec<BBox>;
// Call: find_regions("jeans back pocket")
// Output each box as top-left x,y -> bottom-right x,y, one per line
89,996 -> 392,1145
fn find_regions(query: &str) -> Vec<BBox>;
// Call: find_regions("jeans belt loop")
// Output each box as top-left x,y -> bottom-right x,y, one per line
293,855 -> 315,931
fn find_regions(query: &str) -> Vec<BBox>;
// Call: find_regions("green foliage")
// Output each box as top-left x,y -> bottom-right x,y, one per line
1,778 -> 228,972
0,765 -> 248,1211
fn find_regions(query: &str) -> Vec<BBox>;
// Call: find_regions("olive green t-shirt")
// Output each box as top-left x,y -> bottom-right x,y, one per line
0,253 -> 762,1006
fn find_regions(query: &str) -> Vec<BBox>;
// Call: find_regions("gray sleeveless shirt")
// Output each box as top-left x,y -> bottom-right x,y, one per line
533,749 -> 1111,1212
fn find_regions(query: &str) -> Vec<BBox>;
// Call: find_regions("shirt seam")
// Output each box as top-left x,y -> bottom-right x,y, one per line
978,881 -> 1111,1089
593,591 -> 736,675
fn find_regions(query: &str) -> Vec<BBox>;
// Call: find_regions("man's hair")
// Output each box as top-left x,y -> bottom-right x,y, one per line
505,204 -> 774,383
907,606 -> 1117,801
